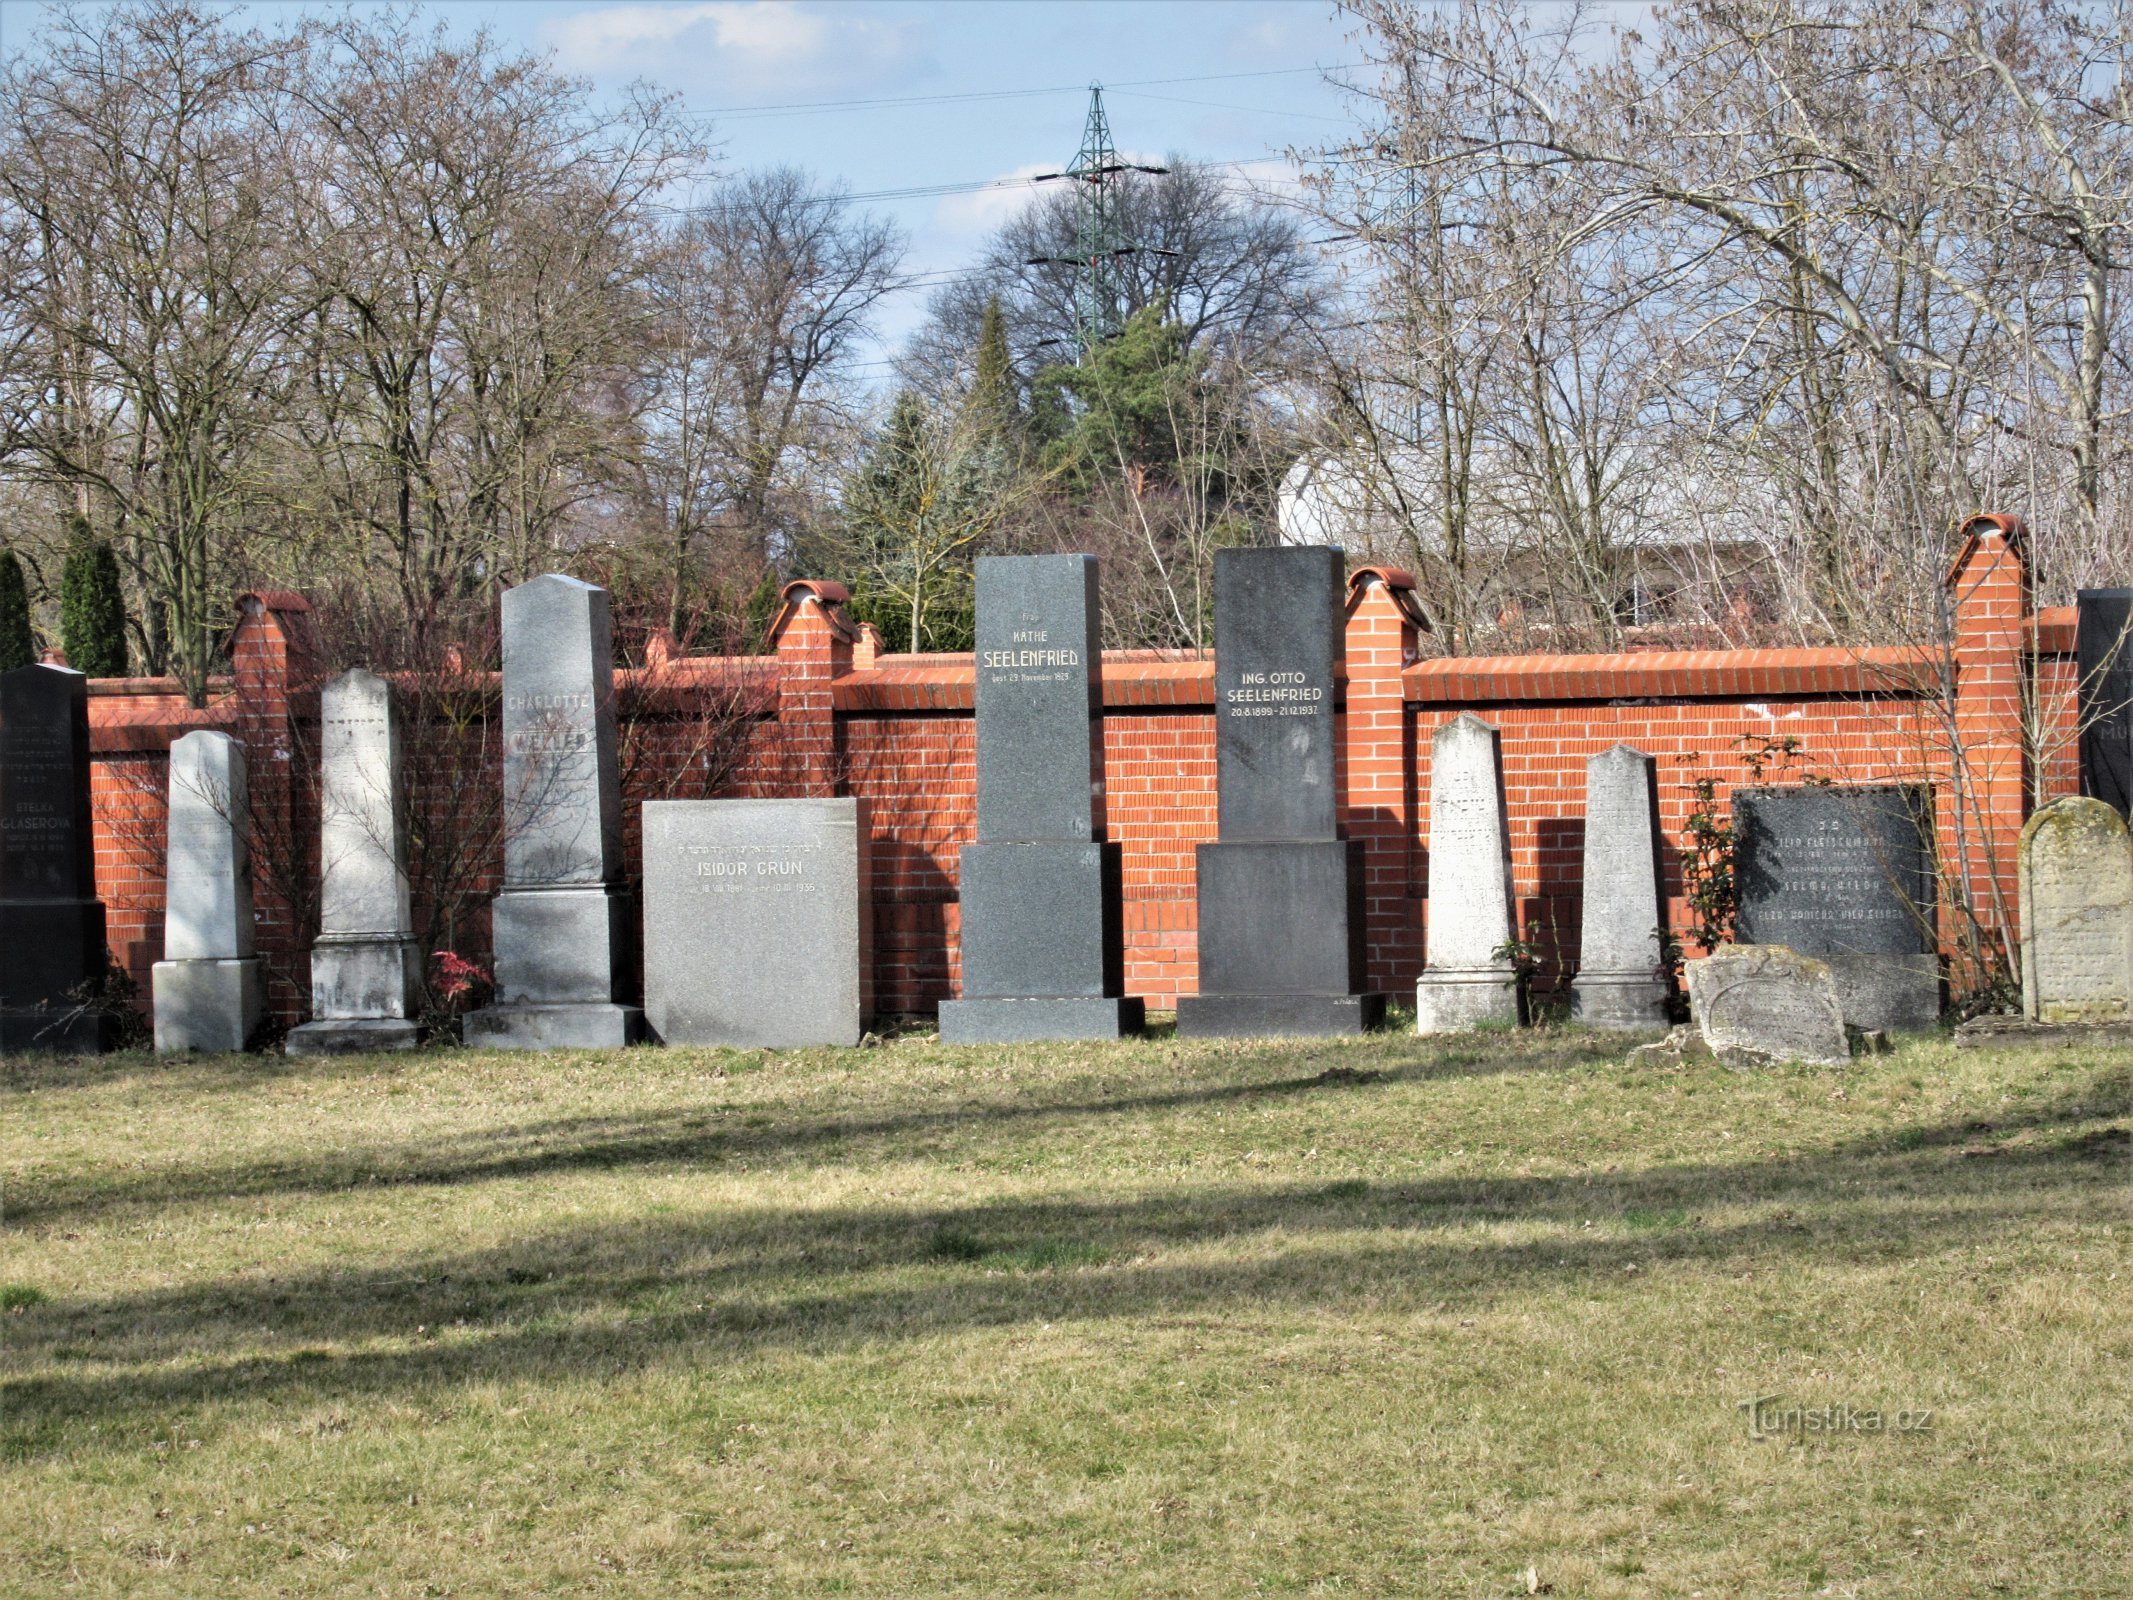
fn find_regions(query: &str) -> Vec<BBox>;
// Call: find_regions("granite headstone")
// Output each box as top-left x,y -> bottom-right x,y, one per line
1686,943 -> 1850,1067
1415,713 -> 1521,1031
1568,743 -> 1671,1029
464,575 -> 642,1049
287,670 -> 420,1054
939,555 -> 1141,1042
153,730 -> 261,1052
642,798 -> 871,1047
1734,785 -> 1940,1030
1176,545 -> 1382,1037
2076,589 -> 2133,817
0,665 -> 113,1051
2019,795 -> 2133,1023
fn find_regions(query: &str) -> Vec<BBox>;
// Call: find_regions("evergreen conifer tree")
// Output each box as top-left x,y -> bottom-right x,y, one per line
0,548 -> 35,670
967,298 -> 1020,447
59,514 -> 131,678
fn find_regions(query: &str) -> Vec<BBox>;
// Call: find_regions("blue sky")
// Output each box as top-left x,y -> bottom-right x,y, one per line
0,1 -> 1369,367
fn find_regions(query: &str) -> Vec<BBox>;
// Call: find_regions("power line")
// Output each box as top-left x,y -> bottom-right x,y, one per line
691,63 -> 1366,120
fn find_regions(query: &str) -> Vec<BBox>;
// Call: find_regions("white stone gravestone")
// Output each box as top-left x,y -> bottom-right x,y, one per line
2019,795 -> 2133,1022
1415,713 -> 1521,1031
153,729 -> 261,1051
1568,743 -> 1670,1028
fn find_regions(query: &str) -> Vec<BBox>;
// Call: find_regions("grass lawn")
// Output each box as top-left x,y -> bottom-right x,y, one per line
2,1024 -> 2128,1597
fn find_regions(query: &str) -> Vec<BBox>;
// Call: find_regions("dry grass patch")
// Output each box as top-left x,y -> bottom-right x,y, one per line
2,1027 -> 2128,1596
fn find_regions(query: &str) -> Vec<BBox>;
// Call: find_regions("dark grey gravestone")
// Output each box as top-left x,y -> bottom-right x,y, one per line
939,555 -> 1141,1042
642,798 -> 871,1047
463,574 -> 641,1050
2077,589 -> 2133,817
1734,785 -> 1940,1031
0,665 -> 112,1051
1177,545 -> 1383,1038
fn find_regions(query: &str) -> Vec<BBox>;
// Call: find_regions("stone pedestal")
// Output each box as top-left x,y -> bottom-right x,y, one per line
154,729 -> 261,1053
1415,714 -> 1521,1032
0,666 -> 114,1052
1177,546 -> 1380,1038
463,575 -> 642,1049
289,670 -> 422,1057
1568,743 -> 1670,1029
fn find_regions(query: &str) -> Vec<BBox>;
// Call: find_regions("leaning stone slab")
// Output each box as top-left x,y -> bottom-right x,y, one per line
1685,943 -> 1849,1068
2019,795 -> 2133,1023
1568,743 -> 1670,1029
1415,713 -> 1520,1032
288,670 -> 420,1055
153,730 -> 261,1052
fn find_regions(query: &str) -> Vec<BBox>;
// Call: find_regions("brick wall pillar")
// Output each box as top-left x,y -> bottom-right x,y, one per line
230,590 -> 316,1019
1943,514 -> 2030,981
768,580 -> 856,798
1344,567 -> 1425,990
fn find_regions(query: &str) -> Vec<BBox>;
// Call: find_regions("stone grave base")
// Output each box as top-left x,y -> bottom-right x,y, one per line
310,934 -> 420,1021
0,1007 -> 115,1053
1826,952 -> 1942,1032
937,995 -> 1144,1044
1955,1013 -> 2133,1048
1414,968 -> 1522,1033
153,958 -> 261,1053
1568,972 -> 1671,1030
285,1017 -> 420,1056
1175,992 -> 1385,1039
463,1002 -> 642,1051
489,885 -> 635,1006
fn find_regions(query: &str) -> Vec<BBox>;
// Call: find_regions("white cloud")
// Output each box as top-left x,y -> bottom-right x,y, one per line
931,163 -> 1053,242
547,2 -> 919,88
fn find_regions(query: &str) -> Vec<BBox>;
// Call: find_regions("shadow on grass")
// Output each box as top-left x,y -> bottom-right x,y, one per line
3,1063 -> 2125,1460
3,1031 -> 1639,1227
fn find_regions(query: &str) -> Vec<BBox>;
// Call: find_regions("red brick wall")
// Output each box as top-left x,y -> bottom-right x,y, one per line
83,531 -> 2088,1026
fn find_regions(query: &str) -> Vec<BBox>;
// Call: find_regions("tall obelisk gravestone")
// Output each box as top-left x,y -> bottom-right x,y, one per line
939,555 -> 1141,1043
463,575 -> 642,1049
287,670 -> 420,1054
153,730 -> 262,1052
1414,713 -> 1521,1030
1176,545 -> 1382,1037
0,665 -> 113,1051
1567,743 -> 1670,1028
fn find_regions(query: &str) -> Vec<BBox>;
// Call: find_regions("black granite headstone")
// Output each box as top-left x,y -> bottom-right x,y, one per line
0,665 -> 113,1050
938,555 -> 1142,1042
2076,588 -> 2133,817
1177,546 -> 1383,1037
1734,785 -> 1940,1030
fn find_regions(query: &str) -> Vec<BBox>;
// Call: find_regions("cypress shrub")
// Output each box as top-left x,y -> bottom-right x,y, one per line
0,548 -> 34,670
59,516 -> 130,678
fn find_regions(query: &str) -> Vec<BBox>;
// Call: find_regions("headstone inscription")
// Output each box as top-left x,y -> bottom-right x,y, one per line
2076,588 -> 2133,817
641,798 -> 871,1047
1568,743 -> 1671,1029
2019,795 -> 2133,1023
1414,713 -> 1520,1031
463,574 -> 643,1050
0,665 -> 113,1051
287,670 -> 420,1054
1685,943 -> 1850,1067
153,729 -> 261,1052
1734,785 -> 1941,1030
1175,545 -> 1382,1037
939,555 -> 1141,1043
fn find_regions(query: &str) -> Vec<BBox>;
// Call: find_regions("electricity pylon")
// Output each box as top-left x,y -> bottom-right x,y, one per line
1028,85 -> 1172,356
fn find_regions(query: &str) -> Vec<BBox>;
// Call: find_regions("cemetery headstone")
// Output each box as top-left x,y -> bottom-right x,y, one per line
1415,713 -> 1521,1031
1685,943 -> 1850,1067
939,554 -> 1141,1043
1734,785 -> 1941,1030
1568,743 -> 1671,1029
2077,588 -> 2133,817
463,574 -> 643,1049
642,798 -> 871,1047
2019,795 -> 2133,1022
153,729 -> 261,1051
1176,545 -> 1382,1037
287,670 -> 420,1054
0,664 -> 113,1051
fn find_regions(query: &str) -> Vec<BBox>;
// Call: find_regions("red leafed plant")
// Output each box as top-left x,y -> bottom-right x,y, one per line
431,950 -> 493,1010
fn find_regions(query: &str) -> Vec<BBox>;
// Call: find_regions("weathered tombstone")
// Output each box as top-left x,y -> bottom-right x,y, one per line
1569,743 -> 1670,1029
287,670 -> 420,1054
0,665 -> 114,1051
939,555 -> 1141,1043
2076,588 -> 2133,817
1685,943 -> 1850,1067
642,798 -> 871,1047
1176,545 -> 1381,1037
153,729 -> 261,1052
463,575 -> 642,1049
1415,713 -> 1521,1031
1734,785 -> 1940,1031
2019,795 -> 2133,1022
